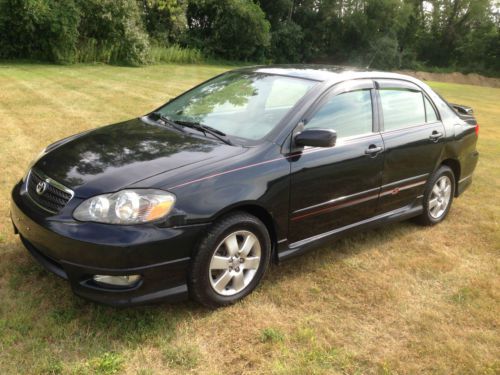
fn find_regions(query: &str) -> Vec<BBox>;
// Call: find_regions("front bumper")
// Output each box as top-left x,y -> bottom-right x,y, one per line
11,181 -> 209,306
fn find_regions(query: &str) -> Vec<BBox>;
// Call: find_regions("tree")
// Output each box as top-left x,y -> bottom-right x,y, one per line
77,0 -> 151,65
187,0 -> 270,61
140,0 -> 188,45
418,0 -> 493,67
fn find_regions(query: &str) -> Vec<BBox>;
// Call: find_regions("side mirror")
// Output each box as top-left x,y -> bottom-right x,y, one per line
294,129 -> 337,148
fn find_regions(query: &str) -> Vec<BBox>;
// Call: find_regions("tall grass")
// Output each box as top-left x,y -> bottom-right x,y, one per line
150,45 -> 204,64
74,41 -> 204,65
75,39 -> 122,64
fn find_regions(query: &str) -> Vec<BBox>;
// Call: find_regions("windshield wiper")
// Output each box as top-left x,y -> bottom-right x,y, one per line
174,120 -> 233,145
151,112 -> 186,133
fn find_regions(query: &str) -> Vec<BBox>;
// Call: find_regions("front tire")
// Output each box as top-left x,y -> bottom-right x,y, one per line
188,212 -> 271,308
416,165 -> 455,226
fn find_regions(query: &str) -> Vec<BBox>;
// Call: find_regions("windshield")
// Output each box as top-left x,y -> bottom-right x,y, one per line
156,72 -> 317,141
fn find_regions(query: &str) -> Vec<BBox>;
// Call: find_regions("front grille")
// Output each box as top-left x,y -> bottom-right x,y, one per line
27,169 -> 73,213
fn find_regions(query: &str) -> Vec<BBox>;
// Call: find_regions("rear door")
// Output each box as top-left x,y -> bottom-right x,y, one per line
375,79 -> 445,213
288,80 -> 385,243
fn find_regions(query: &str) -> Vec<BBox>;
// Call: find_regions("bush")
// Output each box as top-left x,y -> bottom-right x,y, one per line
0,0 -> 150,65
187,0 -> 270,61
77,0 -> 151,65
0,0 -> 80,63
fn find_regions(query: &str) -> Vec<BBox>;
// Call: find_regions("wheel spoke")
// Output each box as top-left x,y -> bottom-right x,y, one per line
432,185 -> 441,196
232,272 -> 245,291
213,270 -> 232,292
239,234 -> 256,257
439,178 -> 446,190
429,198 -> 439,209
210,255 -> 230,270
224,234 -> 239,256
244,256 -> 260,270
444,191 -> 451,202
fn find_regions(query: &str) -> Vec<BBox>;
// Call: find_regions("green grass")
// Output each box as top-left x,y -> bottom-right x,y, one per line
150,45 -> 204,64
261,327 -> 285,343
0,63 -> 499,374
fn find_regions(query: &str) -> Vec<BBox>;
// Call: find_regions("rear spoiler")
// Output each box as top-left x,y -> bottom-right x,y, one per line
449,103 -> 477,125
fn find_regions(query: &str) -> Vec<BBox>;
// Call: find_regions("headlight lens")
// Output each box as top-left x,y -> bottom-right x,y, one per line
73,189 -> 175,224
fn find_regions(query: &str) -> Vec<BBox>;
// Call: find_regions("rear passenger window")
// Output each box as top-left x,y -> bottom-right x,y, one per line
305,90 -> 373,138
379,89 -> 425,131
424,96 -> 438,122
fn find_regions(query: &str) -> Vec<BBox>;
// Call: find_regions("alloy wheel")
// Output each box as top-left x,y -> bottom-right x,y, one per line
209,230 -> 262,296
428,175 -> 452,219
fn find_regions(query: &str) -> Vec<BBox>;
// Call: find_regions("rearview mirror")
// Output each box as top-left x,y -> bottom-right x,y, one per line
294,129 -> 337,148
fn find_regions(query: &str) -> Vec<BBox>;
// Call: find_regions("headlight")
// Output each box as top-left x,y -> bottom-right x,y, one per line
73,189 -> 176,224
22,147 -> 47,182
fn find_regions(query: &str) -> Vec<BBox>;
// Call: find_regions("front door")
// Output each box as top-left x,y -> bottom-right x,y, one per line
288,80 -> 384,243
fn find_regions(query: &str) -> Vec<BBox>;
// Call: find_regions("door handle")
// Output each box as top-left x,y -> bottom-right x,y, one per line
429,131 -> 444,142
365,145 -> 383,156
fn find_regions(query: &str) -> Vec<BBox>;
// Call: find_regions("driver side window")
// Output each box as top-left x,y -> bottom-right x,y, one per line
304,89 -> 373,138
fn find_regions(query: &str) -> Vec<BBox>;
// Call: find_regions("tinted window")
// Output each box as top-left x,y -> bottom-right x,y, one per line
424,96 -> 438,122
158,73 -> 316,141
379,89 -> 425,131
305,90 -> 373,138
265,79 -> 311,109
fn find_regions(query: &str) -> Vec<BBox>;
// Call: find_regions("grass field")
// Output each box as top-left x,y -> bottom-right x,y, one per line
0,63 -> 498,375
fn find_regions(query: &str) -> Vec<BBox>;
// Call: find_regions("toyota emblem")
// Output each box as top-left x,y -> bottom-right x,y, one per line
36,181 -> 48,195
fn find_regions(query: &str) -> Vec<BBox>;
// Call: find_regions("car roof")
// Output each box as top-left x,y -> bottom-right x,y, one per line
235,64 -> 425,87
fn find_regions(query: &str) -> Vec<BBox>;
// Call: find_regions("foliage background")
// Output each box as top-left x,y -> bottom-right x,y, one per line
0,0 -> 498,74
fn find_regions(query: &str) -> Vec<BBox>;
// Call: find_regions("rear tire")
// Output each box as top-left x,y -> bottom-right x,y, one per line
188,212 -> 271,308
415,165 -> 455,226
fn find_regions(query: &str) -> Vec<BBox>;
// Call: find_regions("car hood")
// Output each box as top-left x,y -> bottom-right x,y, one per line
35,118 -> 245,197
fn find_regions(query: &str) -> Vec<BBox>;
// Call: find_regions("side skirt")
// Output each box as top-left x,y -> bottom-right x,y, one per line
278,203 -> 423,262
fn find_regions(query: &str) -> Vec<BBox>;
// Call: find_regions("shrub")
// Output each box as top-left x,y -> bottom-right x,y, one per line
187,0 -> 270,62
0,0 -> 80,63
0,0 -> 150,65
77,0 -> 151,65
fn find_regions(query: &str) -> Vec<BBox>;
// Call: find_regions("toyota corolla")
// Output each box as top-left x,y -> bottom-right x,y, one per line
11,66 -> 479,307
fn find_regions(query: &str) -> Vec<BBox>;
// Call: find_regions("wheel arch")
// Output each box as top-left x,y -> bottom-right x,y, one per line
440,158 -> 461,196
212,203 -> 279,263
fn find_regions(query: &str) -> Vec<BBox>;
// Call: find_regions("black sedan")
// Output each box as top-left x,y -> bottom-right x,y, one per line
10,66 -> 479,307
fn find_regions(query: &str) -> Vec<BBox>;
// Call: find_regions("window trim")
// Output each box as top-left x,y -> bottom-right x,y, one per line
375,79 -> 443,133
423,93 -> 441,123
377,120 -> 441,136
299,79 -> 377,141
